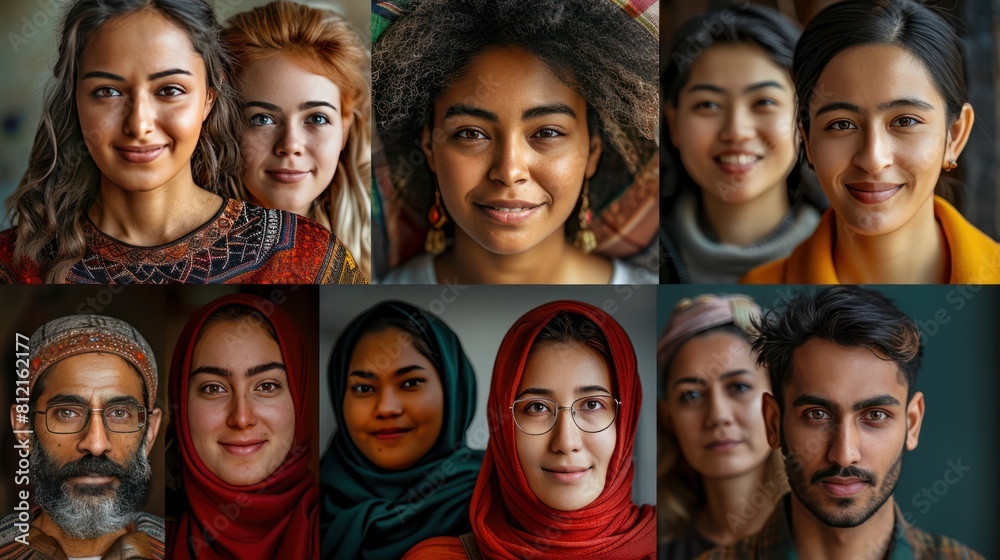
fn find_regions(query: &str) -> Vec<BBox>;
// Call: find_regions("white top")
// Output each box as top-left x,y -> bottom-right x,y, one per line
381,253 -> 658,285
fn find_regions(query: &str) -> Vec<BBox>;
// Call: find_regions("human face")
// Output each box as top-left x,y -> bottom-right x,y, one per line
422,47 -> 601,255
662,331 -> 771,480
12,353 -> 161,536
804,44 -> 969,236
515,342 -> 616,511
240,52 -> 350,217
344,328 -> 444,470
667,44 -> 797,204
188,320 -> 295,486
76,9 -> 216,194
764,338 -> 924,528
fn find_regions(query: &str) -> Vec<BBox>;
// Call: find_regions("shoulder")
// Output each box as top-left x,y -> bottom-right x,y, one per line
904,525 -> 986,560
611,257 -> 657,284
401,536 -> 469,560
740,257 -> 787,284
382,253 -> 436,284
933,197 -> 1000,283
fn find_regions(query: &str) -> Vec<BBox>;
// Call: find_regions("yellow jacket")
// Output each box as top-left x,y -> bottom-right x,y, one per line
741,196 -> 1000,284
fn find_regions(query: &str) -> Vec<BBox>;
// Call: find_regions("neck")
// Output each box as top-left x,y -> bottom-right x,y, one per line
89,168 -> 223,247
435,228 -> 611,284
35,510 -> 124,558
697,464 -> 772,545
833,196 -> 947,283
790,494 -> 897,560
701,185 -> 790,247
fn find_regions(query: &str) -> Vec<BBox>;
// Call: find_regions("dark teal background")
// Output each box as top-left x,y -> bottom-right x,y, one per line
657,285 -> 999,558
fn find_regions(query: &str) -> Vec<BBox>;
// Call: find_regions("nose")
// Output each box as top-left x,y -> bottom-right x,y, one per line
226,393 -> 257,430
549,407 -> 582,454
77,410 -> 112,457
274,123 -> 304,157
827,419 -> 862,467
719,105 -> 754,143
488,136 -> 530,186
853,127 -> 893,174
374,388 -> 403,419
122,93 -> 154,139
706,389 -> 734,428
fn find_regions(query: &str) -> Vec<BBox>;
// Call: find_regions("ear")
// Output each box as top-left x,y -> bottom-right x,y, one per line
421,124 -> 437,174
144,407 -> 163,456
943,103 -> 974,169
665,104 -> 679,148
763,392 -> 782,450
203,87 -> 217,122
657,399 -> 672,433
798,122 -> 814,167
585,133 -> 602,179
904,391 -> 924,451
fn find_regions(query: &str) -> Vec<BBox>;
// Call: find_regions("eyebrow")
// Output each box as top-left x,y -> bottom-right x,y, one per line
671,369 -> 753,389
792,393 -> 902,413
442,103 -> 578,123
190,362 -> 286,378
443,104 -> 498,122
80,69 -> 193,82
347,365 -> 427,381
815,98 -> 935,117
245,101 -> 339,113
514,384 -> 612,400
687,81 -> 785,95
522,103 -> 577,120
43,394 -> 141,407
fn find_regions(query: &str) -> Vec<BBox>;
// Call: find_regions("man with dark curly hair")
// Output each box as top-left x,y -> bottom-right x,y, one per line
372,0 -> 660,285
700,286 -> 984,559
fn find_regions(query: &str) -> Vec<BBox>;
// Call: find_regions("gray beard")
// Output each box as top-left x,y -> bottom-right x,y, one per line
30,433 -> 152,540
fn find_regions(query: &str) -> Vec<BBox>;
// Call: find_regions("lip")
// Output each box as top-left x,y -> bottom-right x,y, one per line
713,150 -> 763,175
265,168 -> 311,184
68,475 -> 116,485
475,199 -> 544,225
219,440 -> 266,456
705,439 -> 742,451
543,467 -> 590,483
845,182 -> 903,204
115,144 -> 166,164
371,428 -> 411,440
820,477 -> 869,497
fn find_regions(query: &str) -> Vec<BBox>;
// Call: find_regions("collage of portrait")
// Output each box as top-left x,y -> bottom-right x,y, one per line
0,0 -> 996,559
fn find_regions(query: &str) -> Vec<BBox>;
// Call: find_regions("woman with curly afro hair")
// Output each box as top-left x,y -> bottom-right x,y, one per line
373,0 -> 659,285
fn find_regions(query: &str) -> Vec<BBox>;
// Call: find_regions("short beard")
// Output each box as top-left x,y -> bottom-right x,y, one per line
31,433 -> 152,539
784,437 -> 902,529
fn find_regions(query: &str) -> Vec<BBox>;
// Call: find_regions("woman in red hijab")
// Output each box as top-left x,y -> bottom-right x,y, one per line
404,300 -> 656,559
168,294 -> 317,559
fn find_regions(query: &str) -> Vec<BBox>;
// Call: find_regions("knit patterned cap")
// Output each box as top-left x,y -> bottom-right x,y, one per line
28,315 -> 158,405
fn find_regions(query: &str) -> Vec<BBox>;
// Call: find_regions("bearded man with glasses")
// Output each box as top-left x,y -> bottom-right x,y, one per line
1,315 -> 164,559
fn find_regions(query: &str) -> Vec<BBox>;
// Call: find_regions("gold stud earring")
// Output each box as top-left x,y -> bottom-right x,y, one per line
574,179 -> 596,254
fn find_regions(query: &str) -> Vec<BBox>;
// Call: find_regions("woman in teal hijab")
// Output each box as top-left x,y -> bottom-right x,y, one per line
320,300 -> 483,559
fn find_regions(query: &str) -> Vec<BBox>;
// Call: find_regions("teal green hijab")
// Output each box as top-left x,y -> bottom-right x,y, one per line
320,301 -> 483,559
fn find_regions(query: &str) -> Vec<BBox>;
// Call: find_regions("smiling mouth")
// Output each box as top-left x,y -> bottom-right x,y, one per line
115,145 -> 166,164
475,202 -> 544,225
372,428 -> 411,440
219,441 -> 266,456
714,154 -> 763,174
543,467 -> 591,483
846,183 -> 903,204
265,169 -> 310,184
706,439 -> 742,451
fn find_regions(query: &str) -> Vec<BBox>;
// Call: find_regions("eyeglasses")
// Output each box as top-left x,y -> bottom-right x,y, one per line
510,396 -> 619,435
33,404 -> 147,434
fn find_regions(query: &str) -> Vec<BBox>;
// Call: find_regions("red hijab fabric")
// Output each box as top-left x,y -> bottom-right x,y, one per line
168,294 -> 317,559
470,300 -> 656,559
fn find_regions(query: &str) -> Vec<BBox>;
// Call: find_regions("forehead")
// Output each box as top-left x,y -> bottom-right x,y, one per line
38,352 -> 144,404
240,52 -> 342,104
78,9 -> 205,75
435,46 -> 587,115
810,43 -> 944,113
683,44 -> 791,92
787,338 -> 907,405
518,342 -> 612,393
193,320 -> 282,361
667,331 -> 761,384
348,327 -> 429,369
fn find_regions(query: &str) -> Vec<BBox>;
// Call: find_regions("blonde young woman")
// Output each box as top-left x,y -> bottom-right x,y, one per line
225,1 -> 372,279
658,295 -> 787,559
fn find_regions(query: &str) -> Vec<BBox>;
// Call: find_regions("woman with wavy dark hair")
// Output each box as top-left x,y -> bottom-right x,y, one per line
0,0 -> 364,284
374,0 -> 659,285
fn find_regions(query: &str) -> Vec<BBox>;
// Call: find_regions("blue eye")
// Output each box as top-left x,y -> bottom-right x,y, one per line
679,390 -> 702,403
249,113 -> 276,127
307,113 -> 331,125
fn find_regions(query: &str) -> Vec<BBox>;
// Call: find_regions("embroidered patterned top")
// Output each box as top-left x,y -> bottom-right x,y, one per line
0,199 -> 366,284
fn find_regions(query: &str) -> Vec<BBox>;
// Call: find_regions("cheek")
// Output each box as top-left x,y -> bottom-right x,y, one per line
761,114 -> 797,160
594,429 -> 616,472
242,129 -> 276,166
670,408 -> 703,454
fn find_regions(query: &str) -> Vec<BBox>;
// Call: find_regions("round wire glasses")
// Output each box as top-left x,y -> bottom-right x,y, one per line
33,403 -> 147,434
510,395 -> 620,435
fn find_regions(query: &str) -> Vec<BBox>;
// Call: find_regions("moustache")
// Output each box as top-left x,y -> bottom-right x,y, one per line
56,454 -> 128,481
810,465 -> 877,486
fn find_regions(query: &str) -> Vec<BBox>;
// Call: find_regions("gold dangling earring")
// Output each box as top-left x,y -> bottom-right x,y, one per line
574,179 -> 596,254
425,185 -> 448,255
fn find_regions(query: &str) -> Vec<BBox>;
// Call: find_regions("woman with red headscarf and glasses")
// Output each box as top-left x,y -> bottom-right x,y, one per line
403,300 -> 656,559
167,294 -> 317,559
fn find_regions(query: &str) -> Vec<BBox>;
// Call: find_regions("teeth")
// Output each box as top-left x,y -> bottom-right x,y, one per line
492,207 -> 528,212
718,155 -> 761,165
